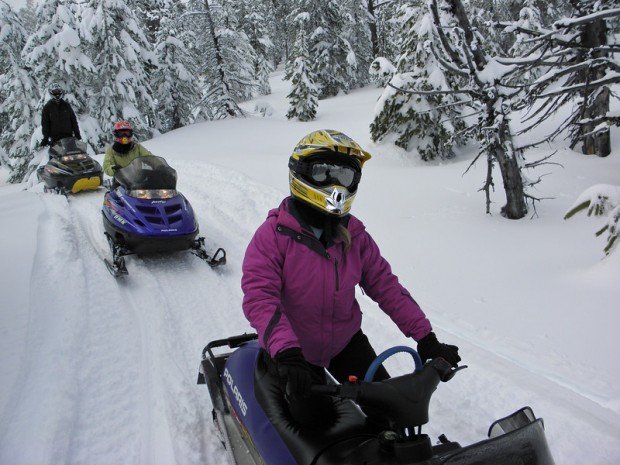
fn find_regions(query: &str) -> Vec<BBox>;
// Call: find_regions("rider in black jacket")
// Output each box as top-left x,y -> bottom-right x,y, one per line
41,83 -> 81,147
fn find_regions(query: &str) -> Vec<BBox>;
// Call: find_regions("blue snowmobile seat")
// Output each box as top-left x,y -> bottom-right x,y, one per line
224,341 -> 378,465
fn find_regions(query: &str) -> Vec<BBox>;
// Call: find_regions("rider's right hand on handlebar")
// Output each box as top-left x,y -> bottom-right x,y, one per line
274,347 -> 313,398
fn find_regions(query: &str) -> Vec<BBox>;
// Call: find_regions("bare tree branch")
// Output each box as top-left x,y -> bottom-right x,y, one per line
536,75 -> 620,98
387,82 -> 468,96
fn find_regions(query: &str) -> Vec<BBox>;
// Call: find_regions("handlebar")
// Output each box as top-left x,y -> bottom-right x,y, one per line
310,358 -> 466,429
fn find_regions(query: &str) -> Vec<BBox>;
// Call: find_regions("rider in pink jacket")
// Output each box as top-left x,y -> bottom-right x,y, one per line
243,196 -> 431,367
241,130 -> 460,424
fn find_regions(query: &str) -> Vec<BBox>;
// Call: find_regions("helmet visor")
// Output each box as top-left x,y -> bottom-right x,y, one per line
309,162 -> 358,189
114,130 -> 133,138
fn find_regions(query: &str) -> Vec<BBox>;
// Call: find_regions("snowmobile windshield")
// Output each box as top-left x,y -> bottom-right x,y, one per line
115,156 -> 177,190
50,138 -> 88,158
442,418 -> 554,465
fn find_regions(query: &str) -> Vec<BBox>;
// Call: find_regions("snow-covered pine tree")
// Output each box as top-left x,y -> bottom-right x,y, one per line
211,0 -> 256,102
286,21 -> 318,121
0,1 -> 39,182
287,0 -> 358,99
80,0 -> 157,147
369,57 -> 396,87
19,0 -> 38,35
22,0 -> 96,147
343,0 -> 373,89
133,0 -> 165,44
190,0 -> 248,120
269,0 -> 293,66
370,1 -> 467,160
514,0 -> 620,157
373,0 -> 405,62
152,0 -> 201,132
241,1 -> 274,96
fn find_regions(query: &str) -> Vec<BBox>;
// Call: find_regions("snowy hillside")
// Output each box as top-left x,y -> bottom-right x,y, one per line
1,73 -> 619,465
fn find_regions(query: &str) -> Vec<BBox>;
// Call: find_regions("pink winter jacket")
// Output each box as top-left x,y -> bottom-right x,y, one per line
241,197 -> 432,367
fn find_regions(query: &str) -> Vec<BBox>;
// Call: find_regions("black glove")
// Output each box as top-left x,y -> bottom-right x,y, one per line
75,135 -> 82,140
417,332 -> 461,367
40,138 -> 49,147
274,348 -> 313,397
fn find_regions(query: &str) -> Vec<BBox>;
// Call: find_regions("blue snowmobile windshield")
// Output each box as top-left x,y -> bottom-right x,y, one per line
115,156 -> 178,191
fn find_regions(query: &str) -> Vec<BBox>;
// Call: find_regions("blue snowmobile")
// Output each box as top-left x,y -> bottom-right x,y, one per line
102,155 -> 225,277
198,333 -> 555,465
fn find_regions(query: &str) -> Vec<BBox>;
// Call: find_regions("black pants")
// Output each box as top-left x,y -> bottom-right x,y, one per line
328,330 -> 390,383
268,330 -> 389,427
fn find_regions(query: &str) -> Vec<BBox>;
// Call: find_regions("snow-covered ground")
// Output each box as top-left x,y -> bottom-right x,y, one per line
0,72 -> 619,465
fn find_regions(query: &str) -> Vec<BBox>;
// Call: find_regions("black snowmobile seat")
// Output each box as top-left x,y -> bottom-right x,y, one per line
254,354 -> 378,465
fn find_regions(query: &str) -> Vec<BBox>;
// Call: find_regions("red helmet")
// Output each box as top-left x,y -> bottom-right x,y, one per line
113,120 -> 133,144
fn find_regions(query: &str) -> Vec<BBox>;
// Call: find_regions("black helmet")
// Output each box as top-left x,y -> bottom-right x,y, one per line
49,82 -> 64,101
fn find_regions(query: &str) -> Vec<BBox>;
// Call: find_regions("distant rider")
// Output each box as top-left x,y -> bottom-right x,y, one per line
41,83 -> 81,147
103,120 -> 154,177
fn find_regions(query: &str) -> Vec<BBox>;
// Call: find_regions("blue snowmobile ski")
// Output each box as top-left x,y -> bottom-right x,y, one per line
102,156 -> 225,277
198,333 -> 555,465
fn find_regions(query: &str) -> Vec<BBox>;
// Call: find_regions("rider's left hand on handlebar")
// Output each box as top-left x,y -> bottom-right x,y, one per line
417,332 -> 461,367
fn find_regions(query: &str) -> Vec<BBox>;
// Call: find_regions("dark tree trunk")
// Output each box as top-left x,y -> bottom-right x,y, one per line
580,17 -> 611,157
367,0 -> 379,58
440,0 -> 528,219
493,140 -> 527,219
203,0 -> 241,118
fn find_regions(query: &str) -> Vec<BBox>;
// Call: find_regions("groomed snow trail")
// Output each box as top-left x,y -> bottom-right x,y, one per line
2,67 -> 617,464
0,163 -> 280,465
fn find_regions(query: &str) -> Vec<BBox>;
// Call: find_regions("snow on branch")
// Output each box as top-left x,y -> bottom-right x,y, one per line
564,185 -> 620,256
554,8 -> 620,28
535,73 -> 620,99
386,82 -> 466,95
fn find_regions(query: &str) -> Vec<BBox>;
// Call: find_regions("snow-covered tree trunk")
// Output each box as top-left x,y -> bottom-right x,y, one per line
578,8 -> 612,156
430,0 -> 529,218
367,0 -> 379,58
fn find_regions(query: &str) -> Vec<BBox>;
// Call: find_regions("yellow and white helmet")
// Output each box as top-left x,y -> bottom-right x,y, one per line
288,130 -> 372,216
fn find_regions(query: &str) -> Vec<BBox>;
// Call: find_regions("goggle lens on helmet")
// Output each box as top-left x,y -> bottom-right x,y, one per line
309,162 -> 358,189
50,90 -> 63,97
114,130 -> 133,138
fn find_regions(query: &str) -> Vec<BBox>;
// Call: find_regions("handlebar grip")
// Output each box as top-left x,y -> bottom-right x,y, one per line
310,385 -> 340,395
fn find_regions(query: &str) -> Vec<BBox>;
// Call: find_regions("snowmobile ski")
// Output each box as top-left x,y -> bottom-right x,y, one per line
191,237 -> 226,268
104,233 -> 129,278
